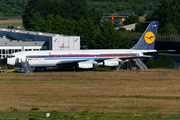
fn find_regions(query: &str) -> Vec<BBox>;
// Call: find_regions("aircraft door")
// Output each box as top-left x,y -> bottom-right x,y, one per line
15,58 -> 20,67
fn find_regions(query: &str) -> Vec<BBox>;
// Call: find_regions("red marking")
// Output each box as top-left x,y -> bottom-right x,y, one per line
50,53 -> 89,56
60,46 -> 70,48
100,53 -> 137,55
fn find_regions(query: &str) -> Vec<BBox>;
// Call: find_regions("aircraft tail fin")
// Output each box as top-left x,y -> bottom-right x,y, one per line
131,21 -> 159,50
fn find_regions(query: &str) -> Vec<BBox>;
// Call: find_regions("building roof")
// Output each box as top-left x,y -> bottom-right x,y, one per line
0,36 -> 11,42
0,41 -> 45,46
0,28 -> 77,37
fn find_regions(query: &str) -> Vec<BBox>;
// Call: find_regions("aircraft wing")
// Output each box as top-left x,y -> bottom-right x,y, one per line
56,55 -> 152,65
56,59 -> 86,65
116,55 -> 152,60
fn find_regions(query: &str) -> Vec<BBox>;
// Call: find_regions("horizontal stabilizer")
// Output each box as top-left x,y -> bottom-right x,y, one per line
143,50 -> 176,55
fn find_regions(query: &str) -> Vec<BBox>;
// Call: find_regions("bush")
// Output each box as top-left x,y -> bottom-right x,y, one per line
31,106 -> 40,111
29,117 -> 37,120
146,59 -> 174,68
7,25 -> 14,29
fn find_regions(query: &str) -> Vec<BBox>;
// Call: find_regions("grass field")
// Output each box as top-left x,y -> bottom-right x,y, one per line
0,69 -> 180,119
0,19 -> 22,26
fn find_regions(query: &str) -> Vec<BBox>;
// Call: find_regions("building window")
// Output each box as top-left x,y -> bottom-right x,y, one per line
9,49 -> 11,54
6,50 -> 8,54
2,49 -> 5,54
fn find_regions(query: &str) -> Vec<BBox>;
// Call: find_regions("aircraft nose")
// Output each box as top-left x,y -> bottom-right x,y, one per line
2,58 -> 7,64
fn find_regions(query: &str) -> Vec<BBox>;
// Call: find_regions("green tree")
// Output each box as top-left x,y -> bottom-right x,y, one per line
93,21 -> 121,49
45,14 -> 55,33
118,36 -> 135,49
22,0 -> 95,31
22,0 -> 102,48
63,19 -> 77,35
88,7 -> 103,25
52,15 -> 66,34
27,12 -> 45,31
123,15 -> 139,25
60,0 -> 88,20
100,21 -> 119,49
135,8 -> 145,16
93,21 -> 135,49
161,23 -> 178,35
0,0 -> 162,17
22,0 -> 62,30
76,17 -> 96,47
135,22 -> 148,32
0,0 -> 28,17
146,0 -> 180,34
92,30 -> 103,49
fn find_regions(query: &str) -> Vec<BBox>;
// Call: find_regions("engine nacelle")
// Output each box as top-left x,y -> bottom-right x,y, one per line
104,60 -> 119,66
104,58 -> 123,66
78,59 -> 99,69
78,62 -> 93,69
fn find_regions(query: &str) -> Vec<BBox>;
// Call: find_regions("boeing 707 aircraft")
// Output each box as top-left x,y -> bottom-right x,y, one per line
3,21 -> 163,70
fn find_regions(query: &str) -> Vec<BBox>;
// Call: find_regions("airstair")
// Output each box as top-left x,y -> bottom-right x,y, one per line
133,58 -> 148,70
19,58 -> 33,73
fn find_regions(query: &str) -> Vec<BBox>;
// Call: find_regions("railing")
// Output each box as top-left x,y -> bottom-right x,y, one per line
136,59 -> 148,70
25,59 -> 33,73
134,59 -> 144,70
20,59 -> 27,72
133,59 -> 148,70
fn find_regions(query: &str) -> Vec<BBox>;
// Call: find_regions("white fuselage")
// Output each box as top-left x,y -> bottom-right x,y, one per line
7,49 -> 156,67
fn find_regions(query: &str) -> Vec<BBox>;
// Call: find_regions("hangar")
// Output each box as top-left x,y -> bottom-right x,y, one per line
0,29 -> 80,59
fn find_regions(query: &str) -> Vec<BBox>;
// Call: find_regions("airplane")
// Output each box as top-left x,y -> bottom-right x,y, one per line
2,21 -> 170,70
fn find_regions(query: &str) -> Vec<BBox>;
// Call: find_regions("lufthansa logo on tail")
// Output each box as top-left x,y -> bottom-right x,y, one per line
144,32 -> 155,44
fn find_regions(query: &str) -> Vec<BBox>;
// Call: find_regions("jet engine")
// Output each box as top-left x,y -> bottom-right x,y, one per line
103,58 -> 123,66
78,60 -> 98,69
78,62 -> 94,69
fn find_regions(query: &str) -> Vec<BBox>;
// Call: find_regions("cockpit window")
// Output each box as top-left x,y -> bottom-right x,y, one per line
7,55 -> 15,58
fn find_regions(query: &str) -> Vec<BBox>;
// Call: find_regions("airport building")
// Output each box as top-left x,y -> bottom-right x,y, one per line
0,29 -> 80,59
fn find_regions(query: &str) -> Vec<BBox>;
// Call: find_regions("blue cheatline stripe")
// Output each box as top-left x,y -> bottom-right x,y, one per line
44,57 -> 112,60
27,53 -> 139,61
27,53 -> 138,58
28,57 -> 112,61
28,56 -> 136,61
